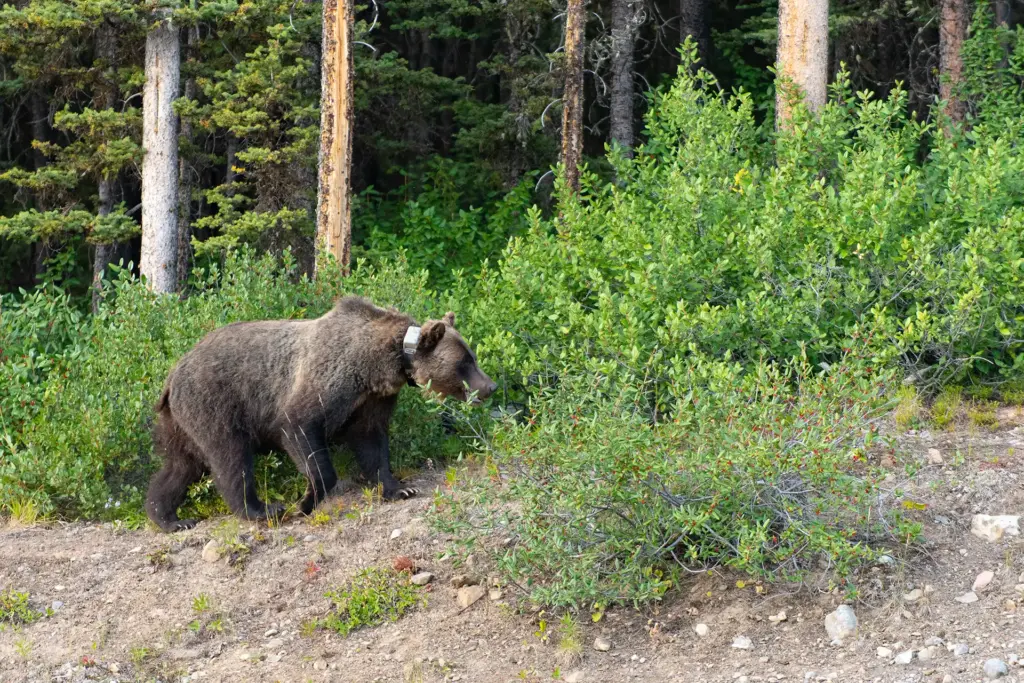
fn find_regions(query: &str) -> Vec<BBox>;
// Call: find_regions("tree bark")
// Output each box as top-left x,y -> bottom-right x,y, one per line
939,0 -> 970,124
610,0 -> 640,155
92,21 -> 119,313
316,0 -> 354,276
561,0 -> 586,194
177,23 -> 199,294
29,93 -> 50,283
775,0 -> 829,126
679,0 -> 711,66
140,4 -> 181,294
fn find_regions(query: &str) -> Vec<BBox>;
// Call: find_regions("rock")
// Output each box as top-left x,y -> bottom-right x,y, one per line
927,448 -> 943,464
955,591 -> 979,604
877,647 -> 893,658
264,628 -> 278,637
593,636 -> 612,652
894,650 -> 914,665
768,610 -> 787,623
51,600 -> 64,612
202,539 -> 224,563
971,515 -> 1021,542
952,643 -> 970,657
924,636 -> 944,647
974,570 -> 996,592
824,605 -> 858,643
237,651 -> 253,661
488,588 -> 502,601
565,672 -> 584,683
694,624 -> 710,637
303,535 -> 315,543
1004,599 -> 1017,612
451,574 -> 480,588
877,555 -> 896,567
942,676 -> 954,683
390,529 -> 402,540
54,585 -> 65,591
267,653 -> 283,663
266,638 -> 284,650
918,646 -> 937,662
984,658 -> 1009,679
314,659 -> 328,671
904,589 -> 924,602
456,585 -> 485,609
410,572 -> 434,586
731,635 -> 754,650
1009,654 -> 1019,666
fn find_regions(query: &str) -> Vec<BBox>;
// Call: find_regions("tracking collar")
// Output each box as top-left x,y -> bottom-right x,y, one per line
401,326 -> 420,387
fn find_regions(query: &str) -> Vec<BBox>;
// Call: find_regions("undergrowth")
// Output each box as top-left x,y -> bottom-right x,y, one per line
317,566 -> 425,637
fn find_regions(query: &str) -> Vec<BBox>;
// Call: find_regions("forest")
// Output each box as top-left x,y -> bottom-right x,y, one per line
1,0 -> 1023,609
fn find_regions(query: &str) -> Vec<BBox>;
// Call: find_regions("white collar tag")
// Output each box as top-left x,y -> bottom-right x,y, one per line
403,326 -> 421,358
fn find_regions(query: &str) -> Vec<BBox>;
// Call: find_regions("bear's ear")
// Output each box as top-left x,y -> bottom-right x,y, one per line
418,320 -> 446,352
442,311 -> 455,326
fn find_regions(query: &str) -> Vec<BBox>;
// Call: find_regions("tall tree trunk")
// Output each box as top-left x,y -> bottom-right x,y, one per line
775,0 -> 829,127
679,0 -> 711,66
561,0 -> 586,194
29,93 -> 50,283
939,0 -> 970,124
140,4 -> 181,294
316,0 -> 354,275
176,23 -> 199,294
92,21 -> 119,313
610,0 -> 640,155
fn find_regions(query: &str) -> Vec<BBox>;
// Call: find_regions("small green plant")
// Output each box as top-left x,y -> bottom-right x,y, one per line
319,566 -> 425,637
967,400 -> 999,428
14,638 -> 31,658
555,613 -> 583,666
0,588 -> 45,626
931,387 -> 963,430
147,547 -> 171,570
308,508 -> 331,527
893,386 -> 921,431
192,593 -> 211,614
6,499 -> 40,527
129,646 -> 152,664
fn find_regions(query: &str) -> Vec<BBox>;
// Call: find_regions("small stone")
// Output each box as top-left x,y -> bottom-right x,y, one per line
1004,599 -> 1017,612
390,529 -> 402,540
267,653 -> 283,663
54,585 -> 65,591
943,676 -> 954,683
731,635 -> 754,650
971,515 -> 1021,542
694,624 -> 710,637
927,448 -> 943,464
768,610 -> 787,623
488,588 -> 502,601
955,591 -> 979,604
894,650 -> 914,665
918,646 -> 937,662
264,628 -> 279,637
237,651 -> 253,661
824,605 -> 858,643
314,659 -> 328,671
974,570 -> 996,592
984,658 -> 1008,679
51,600 -> 64,611
456,585 -> 485,609
108,663 -> 119,674
266,638 -> 284,650
202,540 -> 224,563
303,534 -> 315,542
410,572 -> 434,586
128,546 -> 142,554
904,589 -> 924,602
451,574 -> 480,588
877,555 -> 896,567
593,636 -> 612,652
877,647 -> 893,658
1009,654 -> 1019,666
952,643 -> 970,657
565,672 -> 584,683
924,636 -> 944,647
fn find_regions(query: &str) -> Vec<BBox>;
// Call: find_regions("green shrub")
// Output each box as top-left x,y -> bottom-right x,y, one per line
435,350 -> 915,608
0,588 -> 47,627
318,566 -> 425,637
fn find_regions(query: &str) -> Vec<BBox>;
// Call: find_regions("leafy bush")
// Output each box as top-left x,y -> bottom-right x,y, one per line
0,250 -> 464,519
319,566 -> 425,637
0,588 -> 47,627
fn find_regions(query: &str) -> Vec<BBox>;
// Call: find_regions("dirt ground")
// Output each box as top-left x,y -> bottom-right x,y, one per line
2,409 -> 1023,683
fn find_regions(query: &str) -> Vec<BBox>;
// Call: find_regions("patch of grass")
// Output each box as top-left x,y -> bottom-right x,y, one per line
319,566 -> 425,637
931,386 -> 962,430
967,400 -> 999,428
191,593 -> 211,614
893,386 -> 921,431
0,588 -> 46,627
555,613 -> 583,666
129,646 -> 152,664
308,508 -> 331,527
14,638 -> 31,658
6,499 -> 41,527
147,546 -> 171,570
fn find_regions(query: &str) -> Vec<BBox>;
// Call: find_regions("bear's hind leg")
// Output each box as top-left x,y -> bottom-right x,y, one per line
146,451 -> 208,532
281,423 -> 338,516
199,434 -> 284,525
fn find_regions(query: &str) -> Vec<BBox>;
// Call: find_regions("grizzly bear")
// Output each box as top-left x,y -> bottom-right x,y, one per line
145,296 -> 497,532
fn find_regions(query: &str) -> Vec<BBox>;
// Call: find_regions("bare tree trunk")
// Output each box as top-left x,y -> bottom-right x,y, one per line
316,0 -> 354,275
176,23 -> 199,293
939,0 -> 970,124
610,0 -> 640,155
679,0 -> 711,65
140,4 -> 181,293
29,93 -> 50,283
92,22 -> 119,312
775,0 -> 829,127
561,0 -> 586,194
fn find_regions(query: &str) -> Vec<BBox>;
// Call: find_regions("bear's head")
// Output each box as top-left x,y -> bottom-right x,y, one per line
409,312 -> 497,404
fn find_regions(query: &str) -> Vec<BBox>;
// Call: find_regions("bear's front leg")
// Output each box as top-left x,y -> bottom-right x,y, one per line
345,422 -> 417,500
281,422 -> 339,515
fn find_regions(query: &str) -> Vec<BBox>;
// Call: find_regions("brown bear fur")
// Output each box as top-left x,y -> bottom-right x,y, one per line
145,296 -> 496,532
